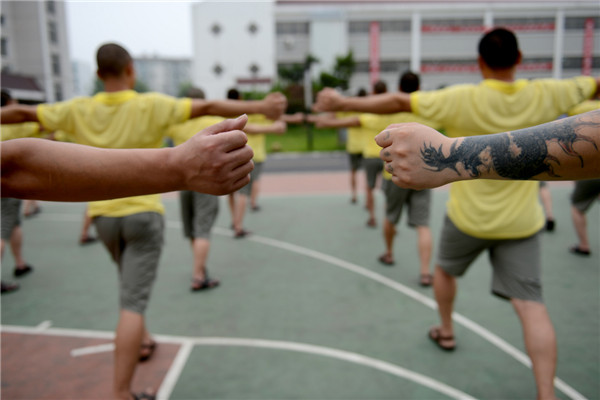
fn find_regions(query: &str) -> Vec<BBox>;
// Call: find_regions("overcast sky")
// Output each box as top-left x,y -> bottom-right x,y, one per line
65,1 -> 196,67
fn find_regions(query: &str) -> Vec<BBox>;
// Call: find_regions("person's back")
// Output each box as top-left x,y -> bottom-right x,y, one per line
412,29 -> 596,239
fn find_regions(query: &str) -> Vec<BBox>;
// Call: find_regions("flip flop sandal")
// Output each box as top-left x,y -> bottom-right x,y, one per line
419,274 -> 433,287
570,246 -> 591,256
132,391 -> 156,400
378,254 -> 395,266
139,341 -> 157,362
428,327 -> 456,351
191,278 -> 220,292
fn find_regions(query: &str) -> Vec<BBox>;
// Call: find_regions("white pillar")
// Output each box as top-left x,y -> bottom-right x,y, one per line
411,11 -> 421,73
553,8 -> 565,79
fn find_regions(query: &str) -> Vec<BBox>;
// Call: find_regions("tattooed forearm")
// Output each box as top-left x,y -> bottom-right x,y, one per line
420,110 -> 600,180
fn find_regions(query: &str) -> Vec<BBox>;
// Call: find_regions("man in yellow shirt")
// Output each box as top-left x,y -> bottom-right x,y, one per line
1,43 -> 286,400
314,28 -> 599,400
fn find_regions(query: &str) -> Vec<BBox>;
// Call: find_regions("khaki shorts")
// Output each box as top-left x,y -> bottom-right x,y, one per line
571,179 -> 600,213
239,161 -> 264,196
180,191 -> 219,239
437,216 -> 543,302
94,212 -> 164,314
382,179 -> 430,227
1,198 -> 22,240
348,152 -> 363,171
363,157 -> 383,189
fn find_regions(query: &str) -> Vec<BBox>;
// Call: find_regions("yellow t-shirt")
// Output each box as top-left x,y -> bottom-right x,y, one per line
568,100 -> 600,116
246,114 -> 273,163
167,115 -> 225,146
1,122 -> 43,141
359,112 -> 442,160
37,90 -> 192,218
411,76 -> 597,239
336,112 -> 366,154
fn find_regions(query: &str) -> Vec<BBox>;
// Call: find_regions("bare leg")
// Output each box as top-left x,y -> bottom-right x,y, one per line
113,309 -> 145,400
570,206 -> 589,251
416,226 -> 433,277
233,194 -> 248,235
80,210 -> 96,242
366,187 -> 376,226
250,180 -> 260,210
191,238 -> 210,281
511,299 -> 557,400
432,265 -> 456,347
382,219 -> 395,260
350,169 -> 358,203
9,226 -> 26,267
539,186 -> 554,223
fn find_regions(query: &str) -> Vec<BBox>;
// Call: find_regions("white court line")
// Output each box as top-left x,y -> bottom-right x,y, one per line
71,343 -> 114,357
1,324 -> 475,400
35,213 -> 588,400
156,340 -> 194,400
35,320 -> 53,331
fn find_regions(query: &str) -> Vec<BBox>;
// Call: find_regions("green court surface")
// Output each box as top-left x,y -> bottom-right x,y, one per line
1,183 -> 598,399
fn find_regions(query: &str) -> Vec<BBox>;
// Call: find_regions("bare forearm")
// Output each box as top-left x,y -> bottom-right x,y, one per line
1,104 -> 39,124
422,110 -> 600,182
344,92 -> 410,114
1,139 -> 182,201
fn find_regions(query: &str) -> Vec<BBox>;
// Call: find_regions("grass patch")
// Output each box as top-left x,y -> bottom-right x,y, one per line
266,125 -> 346,153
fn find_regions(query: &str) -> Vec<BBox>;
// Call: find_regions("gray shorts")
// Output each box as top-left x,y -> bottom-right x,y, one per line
1,198 -> 22,240
363,157 -> 383,189
348,153 -> 363,171
571,179 -> 600,213
180,191 -> 219,239
239,161 -> 264,196
382,180 -> 430,227
93,212 -> 164,314
437,216 -> 543,302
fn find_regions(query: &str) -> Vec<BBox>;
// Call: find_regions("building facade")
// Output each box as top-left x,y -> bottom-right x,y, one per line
191,0 -> 598,98
1,0 -> 73,102
134,56 -> 192,97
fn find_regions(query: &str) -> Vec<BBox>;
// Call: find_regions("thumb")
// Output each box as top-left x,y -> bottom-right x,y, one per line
202,114 -> 248,136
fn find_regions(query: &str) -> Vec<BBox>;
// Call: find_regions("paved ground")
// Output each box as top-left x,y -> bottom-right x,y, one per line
1,167 -> 598,400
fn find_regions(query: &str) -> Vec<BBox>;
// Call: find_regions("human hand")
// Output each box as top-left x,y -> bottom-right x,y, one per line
263,92 -> 288,120
313,88 -> 343,112
173,115 -> 254,195
375,123 -> 457,189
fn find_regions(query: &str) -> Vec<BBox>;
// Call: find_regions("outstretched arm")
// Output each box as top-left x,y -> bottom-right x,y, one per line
2,116 -> 254,200
307,114 -> 360,129
190,92 -> 287,121
376,110 -> 600,189
244,120 -> 287,135
1,104 -> 40,124
312,88 -> 411,114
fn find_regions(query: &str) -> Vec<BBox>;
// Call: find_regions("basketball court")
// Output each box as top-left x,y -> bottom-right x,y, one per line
1,170 -> 598,399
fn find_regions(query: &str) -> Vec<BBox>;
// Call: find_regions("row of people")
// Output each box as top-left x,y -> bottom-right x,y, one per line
2,27 -> 599,400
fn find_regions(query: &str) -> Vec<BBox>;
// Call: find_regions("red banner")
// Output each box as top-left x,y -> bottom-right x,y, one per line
582,18 -> 595,76
369,21 -> 380,90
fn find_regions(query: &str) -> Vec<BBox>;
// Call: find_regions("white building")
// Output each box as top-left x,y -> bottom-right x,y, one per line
191,0 -> 276,100
134,56 -> 192,97
191,0 -> 599,98
1,0 -> 73,102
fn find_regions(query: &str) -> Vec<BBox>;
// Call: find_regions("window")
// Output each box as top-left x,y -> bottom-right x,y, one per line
276,22 -> 309,35
54,83 -> 63,101
211,23 -> 222,36
248,22 -> 259,35
46,0 -> 55,14
565,16 -> 600,30
51,54 -> 61,76
48,21 -> 58,43
249,63 -> 260,75
1,37 -> 7,56
213,63 -> 223,76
